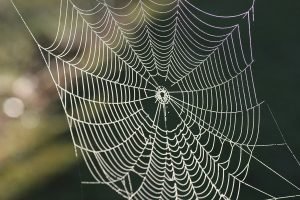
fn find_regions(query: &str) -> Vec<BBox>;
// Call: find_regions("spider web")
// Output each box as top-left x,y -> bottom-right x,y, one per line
12,0 -> 300,199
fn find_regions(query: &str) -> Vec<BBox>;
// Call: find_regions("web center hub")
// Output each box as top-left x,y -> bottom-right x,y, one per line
155,86 -> 170,104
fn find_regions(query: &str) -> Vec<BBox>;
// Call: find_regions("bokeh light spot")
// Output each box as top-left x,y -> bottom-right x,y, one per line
2,97 -> 25,118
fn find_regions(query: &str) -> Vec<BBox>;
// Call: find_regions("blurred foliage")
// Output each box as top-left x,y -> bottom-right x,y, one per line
0,0 -> 80,199
0,0 -> 299,200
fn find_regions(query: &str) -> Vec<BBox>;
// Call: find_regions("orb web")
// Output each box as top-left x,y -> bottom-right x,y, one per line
12,0 -> 300,199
